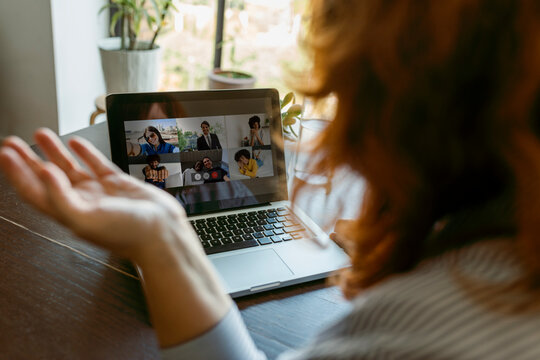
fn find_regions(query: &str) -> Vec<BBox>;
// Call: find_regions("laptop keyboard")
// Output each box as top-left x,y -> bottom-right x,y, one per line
190,207 -> 306,255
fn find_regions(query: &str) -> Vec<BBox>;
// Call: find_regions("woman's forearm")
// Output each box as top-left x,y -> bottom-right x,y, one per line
135,220 -> 232,347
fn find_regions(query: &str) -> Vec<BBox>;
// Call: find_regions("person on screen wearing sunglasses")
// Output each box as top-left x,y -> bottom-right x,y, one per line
139,126 -> 179,156
127,126 -> 180,156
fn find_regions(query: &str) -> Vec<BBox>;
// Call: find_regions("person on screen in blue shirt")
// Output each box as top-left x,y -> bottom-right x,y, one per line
126,126 -> 180,156
138,126 -> 179,155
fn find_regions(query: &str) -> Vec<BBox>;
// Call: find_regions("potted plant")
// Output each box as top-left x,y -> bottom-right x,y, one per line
98,0 -> 175,94
208,38 -> 256,89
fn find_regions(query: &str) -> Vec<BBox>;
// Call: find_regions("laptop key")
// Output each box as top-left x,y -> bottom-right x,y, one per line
232,235 -> 244,243
200,234 -> 212,241
257,219 -> 267,225
273,223 -> 284,229
253,232 -> 264,238
257,237 -> 272,245
233,229 -> 244,235
270,236 -> 282,243
273,229 -> 285,235
254,226 -> 265,232
221,231 -> 233,237
264,224 -> 274,230
267,212 -> 278,218
291,233 -> 303,240
204,239 -> 260,255
263,230 -> 274,237
201,241 -> 211,248
267,218 -> 278,224
221,237 -> 233,244
242,233 -> 254,241
207,227 -> 219,234
280,234 -> 293,241
210,239 -> 222,246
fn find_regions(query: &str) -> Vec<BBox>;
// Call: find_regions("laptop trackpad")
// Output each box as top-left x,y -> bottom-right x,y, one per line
211,249 -> 293,292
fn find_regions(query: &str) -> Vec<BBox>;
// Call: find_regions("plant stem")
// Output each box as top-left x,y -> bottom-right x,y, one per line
289,124 -> 298,138
120,13 -> 126,50
150,1 -> 171,49
128,14 -> 136,50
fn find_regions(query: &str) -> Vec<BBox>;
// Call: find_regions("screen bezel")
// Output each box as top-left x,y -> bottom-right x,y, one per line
106,88 -> 288,215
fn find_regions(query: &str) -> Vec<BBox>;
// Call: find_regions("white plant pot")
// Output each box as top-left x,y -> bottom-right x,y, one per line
98,37 -> 162,94
207,69 -> 256,89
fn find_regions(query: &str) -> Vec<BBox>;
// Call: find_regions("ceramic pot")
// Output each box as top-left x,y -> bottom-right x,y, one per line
207,69 -> 256,89
98,37 -> 161,94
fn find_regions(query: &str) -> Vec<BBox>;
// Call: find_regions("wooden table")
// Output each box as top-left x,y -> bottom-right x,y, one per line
0,123 -> 351,359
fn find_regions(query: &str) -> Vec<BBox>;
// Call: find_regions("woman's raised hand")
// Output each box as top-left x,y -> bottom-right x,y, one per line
0,129 -> 232,346
0,128 -> 197,262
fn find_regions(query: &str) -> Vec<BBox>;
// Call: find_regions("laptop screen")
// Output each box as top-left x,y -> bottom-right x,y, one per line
107,89 -> 288,215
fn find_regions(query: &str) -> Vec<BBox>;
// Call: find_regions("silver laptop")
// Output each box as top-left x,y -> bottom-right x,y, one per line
106,89 -> 348,297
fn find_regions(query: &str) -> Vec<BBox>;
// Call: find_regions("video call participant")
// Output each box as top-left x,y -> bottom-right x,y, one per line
142,154 -> 169,189
248,116 -> 265,146
182,161 -> 205,186
127,126 -> 180,156
196,121 -> 222,150
234,149 -> 258,178
202,156 -> 229,183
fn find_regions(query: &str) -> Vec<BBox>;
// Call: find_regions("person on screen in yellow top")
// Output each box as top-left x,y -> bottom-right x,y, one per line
234,149 -> 258,178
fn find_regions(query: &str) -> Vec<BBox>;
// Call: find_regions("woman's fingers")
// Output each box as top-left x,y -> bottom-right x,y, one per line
68,136 -> 119,178
0,146 -> 52,215
40,162 -> 86,227
34,128 -> 90,183
2,136 -> 44,175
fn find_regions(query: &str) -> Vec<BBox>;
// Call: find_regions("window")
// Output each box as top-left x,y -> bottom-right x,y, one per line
158,0 -> 308,96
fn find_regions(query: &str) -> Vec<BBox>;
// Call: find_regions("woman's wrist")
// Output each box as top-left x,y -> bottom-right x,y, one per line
133,221 -> 232,347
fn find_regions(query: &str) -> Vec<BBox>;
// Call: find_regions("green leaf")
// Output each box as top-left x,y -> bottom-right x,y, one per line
109,11 -> 123,36
281,92 -> 294,108
283,116 -> 297,126
168,1 -> 178,12
144,10 -> 156,29
98,3 -> 113,15
150,0 -> 160,15
286,104 -> 302,117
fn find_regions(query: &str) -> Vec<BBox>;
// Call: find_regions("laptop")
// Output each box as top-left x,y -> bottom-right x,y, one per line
106,88 -> 349,297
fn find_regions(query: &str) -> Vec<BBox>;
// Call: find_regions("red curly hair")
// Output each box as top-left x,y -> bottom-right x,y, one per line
297,0 -> 540,299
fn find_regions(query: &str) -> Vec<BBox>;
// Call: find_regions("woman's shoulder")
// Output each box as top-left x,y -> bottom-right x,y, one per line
294,239 -> 540,359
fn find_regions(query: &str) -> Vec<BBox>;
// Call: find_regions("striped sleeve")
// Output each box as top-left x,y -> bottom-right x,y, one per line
279,240 -> 540,360
161,304 -> 267,360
